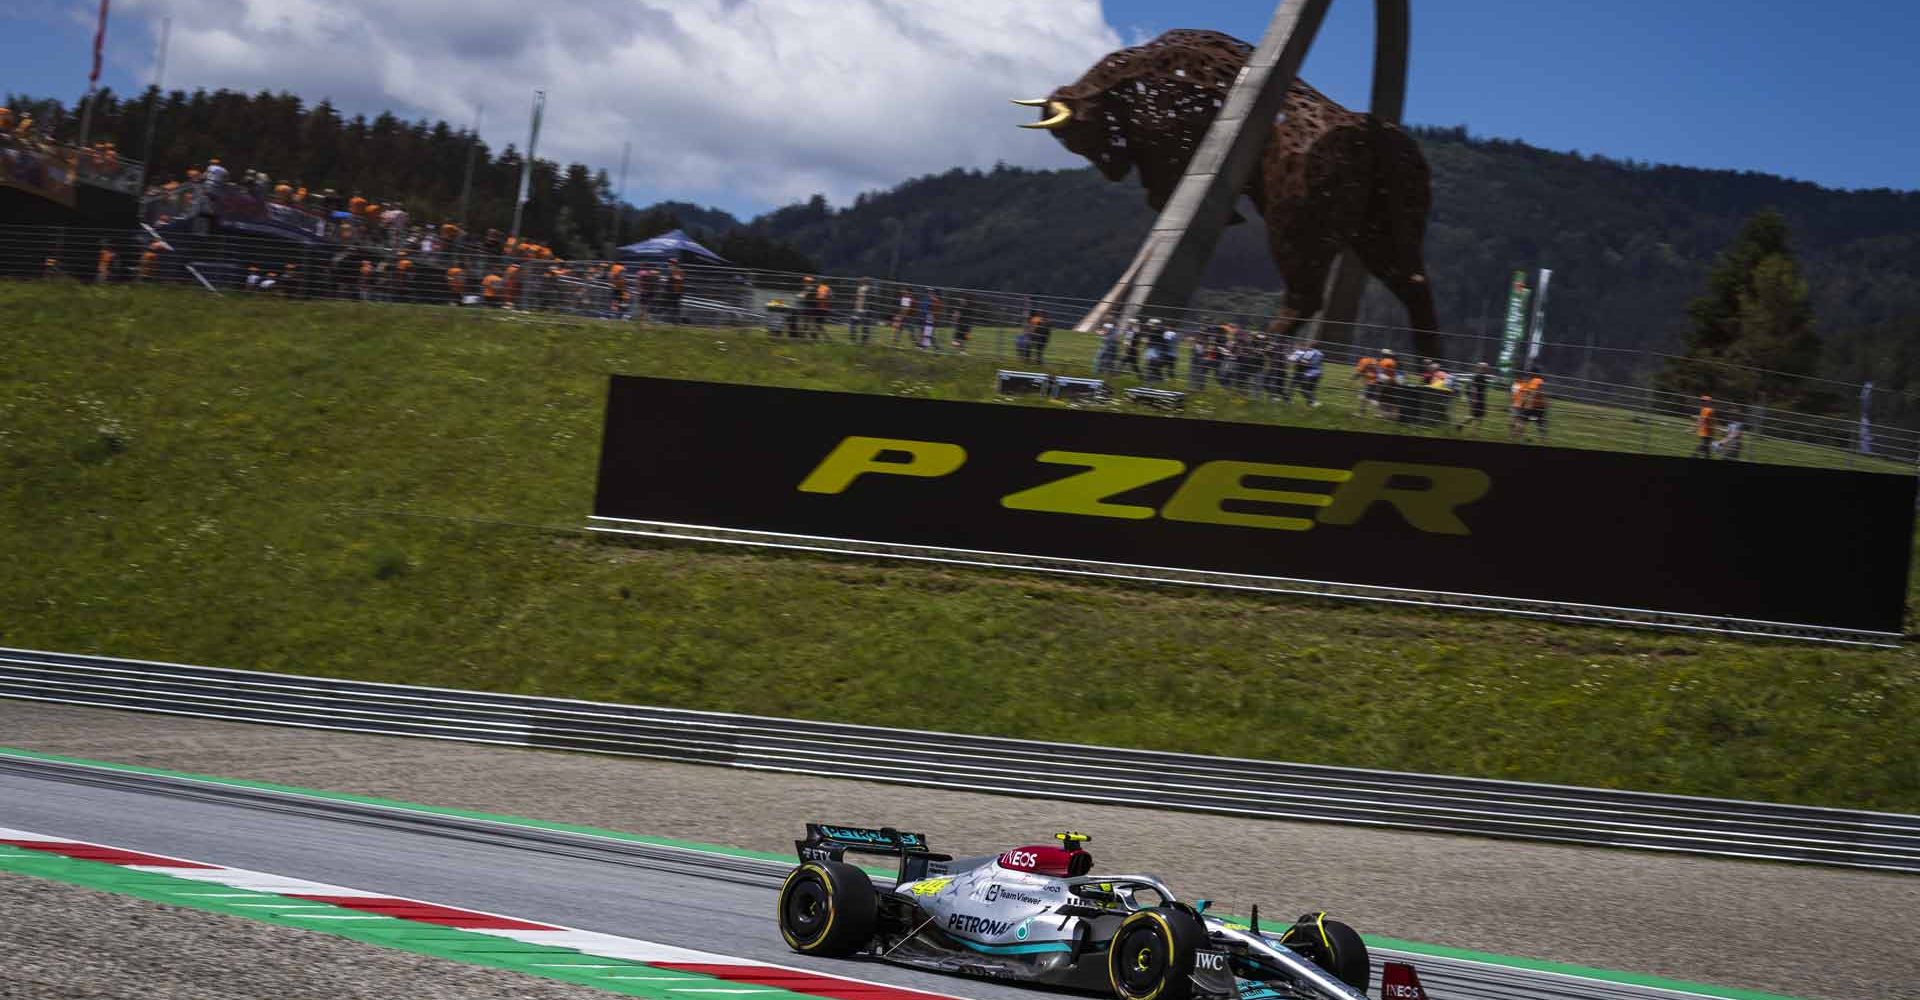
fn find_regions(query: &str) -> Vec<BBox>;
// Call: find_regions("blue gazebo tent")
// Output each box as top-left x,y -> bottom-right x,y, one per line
616,229 -> 728,264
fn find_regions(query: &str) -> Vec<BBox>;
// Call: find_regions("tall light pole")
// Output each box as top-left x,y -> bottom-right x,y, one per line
138,16 -> 170,177
509,90 -> 546,244
611,138 -> 630,249
457,104 -> 483,226
77,0 -> 112,151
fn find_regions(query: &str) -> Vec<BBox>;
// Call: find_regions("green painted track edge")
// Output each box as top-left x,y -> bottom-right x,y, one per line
0,848 -> 790,999
0,745 -> 1808,1000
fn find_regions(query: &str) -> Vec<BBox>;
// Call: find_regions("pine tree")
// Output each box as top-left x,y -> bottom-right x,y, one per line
1657,210 -> 1822,407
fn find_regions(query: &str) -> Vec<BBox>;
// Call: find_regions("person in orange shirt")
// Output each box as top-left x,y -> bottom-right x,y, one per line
358,259 -> 375,300
138,242 -> 161,282
392,253 -> 415,300
666,260 -> 685,323
1353,355 -> 1379,414
1509,370 -> 1547,441
607,262 -> 627,316
1694,395 -> 1716,458
503,262 -> 522,309
1375,348 -> 1402,418
1524,371 -> 1547,440
482,271 -> 504,307
446,265 -> 466,304
348,192 -> 367,216
273,181 -> 292,202
611,277 -> 631,318
812,280 -> 832,338
95,243 -> 115,284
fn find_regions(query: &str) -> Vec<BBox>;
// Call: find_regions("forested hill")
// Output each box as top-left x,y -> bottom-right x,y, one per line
746,127 -> 1920,384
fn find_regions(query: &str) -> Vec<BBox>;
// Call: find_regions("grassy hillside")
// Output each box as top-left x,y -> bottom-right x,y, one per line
3,284 -> 1916,811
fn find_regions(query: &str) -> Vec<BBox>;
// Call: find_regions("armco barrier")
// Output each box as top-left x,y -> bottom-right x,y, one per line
2,647 -> 1916,874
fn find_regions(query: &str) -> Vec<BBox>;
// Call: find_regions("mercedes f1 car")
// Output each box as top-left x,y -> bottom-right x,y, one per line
776,824 -> 1429,1000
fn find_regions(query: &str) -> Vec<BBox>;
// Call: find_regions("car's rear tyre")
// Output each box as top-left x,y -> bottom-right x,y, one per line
1108,906 -> 1206,1000
777,860 -> 877,957
1280,912 -> 1370,991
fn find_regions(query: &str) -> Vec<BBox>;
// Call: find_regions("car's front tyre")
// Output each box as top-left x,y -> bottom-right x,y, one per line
1279,912 -> 1370,991
1108,906 -> 1206,1000
777,860 -> 877,957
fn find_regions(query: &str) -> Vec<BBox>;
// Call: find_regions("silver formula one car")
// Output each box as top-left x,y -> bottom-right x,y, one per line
775,824 -> 1429,1000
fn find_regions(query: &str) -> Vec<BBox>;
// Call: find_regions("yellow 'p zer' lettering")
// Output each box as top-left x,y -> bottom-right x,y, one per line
796,436 -> 967,494
1316,461 -> 1491,535
1159,461 -> 1352,531
1000,451 -> 1187,520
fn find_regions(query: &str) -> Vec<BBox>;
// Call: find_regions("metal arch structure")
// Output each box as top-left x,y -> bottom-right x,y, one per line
1082,0 -> 1411,342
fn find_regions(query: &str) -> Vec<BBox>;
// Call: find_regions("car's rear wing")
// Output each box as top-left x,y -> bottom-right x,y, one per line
796,823 -> 950,883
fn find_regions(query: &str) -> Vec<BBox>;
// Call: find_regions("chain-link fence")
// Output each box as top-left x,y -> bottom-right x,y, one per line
6,222 -> 1915,474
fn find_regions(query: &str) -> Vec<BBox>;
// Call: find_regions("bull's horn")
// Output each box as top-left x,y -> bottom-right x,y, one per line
1019,100 -> 1073,130
1010,98 -> 1049,107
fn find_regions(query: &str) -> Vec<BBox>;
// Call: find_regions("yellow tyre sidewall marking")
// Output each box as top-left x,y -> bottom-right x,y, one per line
1111,910 -> 1175,1000
778,864 -> 837,952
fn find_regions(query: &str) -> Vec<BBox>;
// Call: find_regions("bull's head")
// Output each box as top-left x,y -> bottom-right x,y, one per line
1011,96 -> 1131,182
1013,31 -> 1256,212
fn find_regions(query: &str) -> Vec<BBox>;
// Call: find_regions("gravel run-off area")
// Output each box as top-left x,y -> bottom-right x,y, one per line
2,701 -> 1916,1000
0,872 -> 620,1000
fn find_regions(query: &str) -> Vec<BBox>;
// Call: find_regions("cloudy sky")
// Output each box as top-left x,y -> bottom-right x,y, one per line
3,1 -> 1914,218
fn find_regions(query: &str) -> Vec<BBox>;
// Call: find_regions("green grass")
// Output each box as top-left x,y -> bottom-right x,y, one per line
3,284 -> 1917,812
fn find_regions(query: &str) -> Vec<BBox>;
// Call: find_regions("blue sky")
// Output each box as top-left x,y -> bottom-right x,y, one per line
2,1 -> 1913,216
1102,0 -> 1917,193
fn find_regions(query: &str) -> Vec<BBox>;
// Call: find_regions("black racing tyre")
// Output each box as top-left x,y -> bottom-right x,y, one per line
1108,906 -> 1206,1000
1280,912 -> 1370,992
777,860 -> 877,957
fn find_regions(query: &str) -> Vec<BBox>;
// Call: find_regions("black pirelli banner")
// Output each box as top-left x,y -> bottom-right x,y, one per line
594,376 -> 1916,635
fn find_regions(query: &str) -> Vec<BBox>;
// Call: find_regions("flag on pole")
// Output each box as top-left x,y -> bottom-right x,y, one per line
1524,267 -> 1552,370
515,90 -> 546,210
90,0 -> 112,84
509,90 -> 547,242
1860,381 -> 1874,455
1495,270 -> 1531,378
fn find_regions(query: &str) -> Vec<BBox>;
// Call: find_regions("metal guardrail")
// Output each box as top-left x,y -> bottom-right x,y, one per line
587,517 -> 1905,648
2,646 -> 1916,875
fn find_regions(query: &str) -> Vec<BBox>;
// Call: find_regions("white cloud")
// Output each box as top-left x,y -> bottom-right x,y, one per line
112,0 -> 1122,213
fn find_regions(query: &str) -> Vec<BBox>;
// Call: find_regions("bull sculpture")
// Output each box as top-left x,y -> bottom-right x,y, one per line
1017,29 -> 1440,359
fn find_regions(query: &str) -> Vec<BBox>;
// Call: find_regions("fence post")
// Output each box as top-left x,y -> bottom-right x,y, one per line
1641,383 -> 1654,453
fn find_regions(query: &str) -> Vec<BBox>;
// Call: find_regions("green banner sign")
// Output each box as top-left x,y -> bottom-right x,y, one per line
1496,270 -> 1531,377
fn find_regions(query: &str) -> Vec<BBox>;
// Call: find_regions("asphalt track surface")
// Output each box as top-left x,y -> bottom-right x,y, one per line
2,702 -> 1915,1000
0,754 -> 1775,1000
0,756 -> 1039,1000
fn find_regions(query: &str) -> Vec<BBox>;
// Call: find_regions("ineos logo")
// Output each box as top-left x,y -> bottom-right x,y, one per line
1383,987 -> 1421,998
1000,850 -> 1040,869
